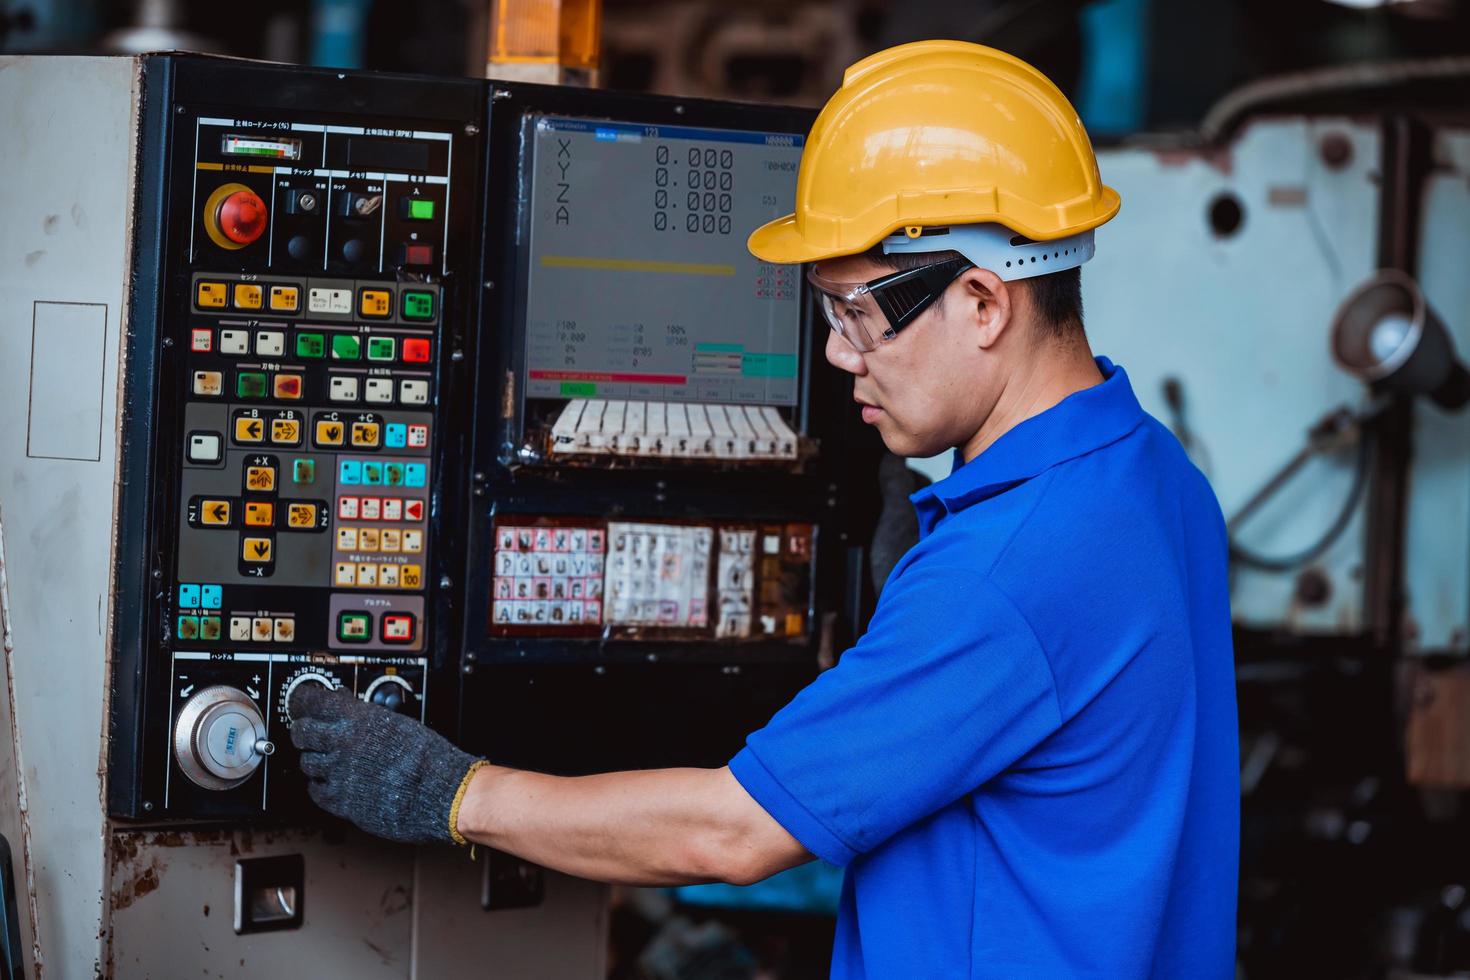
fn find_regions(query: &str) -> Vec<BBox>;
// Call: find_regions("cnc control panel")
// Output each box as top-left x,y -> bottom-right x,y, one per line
108,61 -> 483,821
109,61 -> 861,814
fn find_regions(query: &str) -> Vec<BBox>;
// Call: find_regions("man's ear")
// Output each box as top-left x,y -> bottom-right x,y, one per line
960,268 -> 1013,350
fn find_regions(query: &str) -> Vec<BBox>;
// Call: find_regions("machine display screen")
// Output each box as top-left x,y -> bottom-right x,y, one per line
522,115 -> 805,407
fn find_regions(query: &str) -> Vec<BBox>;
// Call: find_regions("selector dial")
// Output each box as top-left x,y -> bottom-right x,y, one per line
363,674 -> 415,715
173,686 -> 274,791
281,669 -> 341,724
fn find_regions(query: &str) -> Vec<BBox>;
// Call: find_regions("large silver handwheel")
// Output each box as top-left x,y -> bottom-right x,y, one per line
173,685 -> 274,791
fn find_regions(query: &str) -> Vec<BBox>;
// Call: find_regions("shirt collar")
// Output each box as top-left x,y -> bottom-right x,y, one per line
911,357 -> 1146,536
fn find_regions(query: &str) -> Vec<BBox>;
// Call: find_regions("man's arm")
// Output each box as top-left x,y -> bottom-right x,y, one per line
288,684 -> 812,887
457,764 -> 813,886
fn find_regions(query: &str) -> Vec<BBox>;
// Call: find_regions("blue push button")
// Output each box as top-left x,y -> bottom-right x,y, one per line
362,462 -> 384,485
339,459 -> 362,485
200,584 -> 222,610
385,423 -> 407,448
384,463 -> 405,486
178,583 -> 201,608
404,463 -> 426,488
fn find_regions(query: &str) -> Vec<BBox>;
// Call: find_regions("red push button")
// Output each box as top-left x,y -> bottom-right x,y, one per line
402,338 -> 431,363
400,243 -> 435,266
404,499 -> 424,522
381,613 -> 415,644
217,189 -> 268,246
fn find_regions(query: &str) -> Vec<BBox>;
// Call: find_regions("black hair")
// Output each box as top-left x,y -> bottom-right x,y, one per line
862,244 -> 1085,342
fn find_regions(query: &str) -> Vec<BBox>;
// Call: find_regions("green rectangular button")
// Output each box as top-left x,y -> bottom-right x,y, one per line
295,332 -> 325,358
337,611 -> 371,643
199,616 -> 221,641
401,291 -> 435,320
236,371 -> 268,399
177,615 -> 199,640
367,336 -> 396,361
292,459 -> 315,484
407,198 -> 435,220
331,334 -> 361,360
560,381 -> 597,397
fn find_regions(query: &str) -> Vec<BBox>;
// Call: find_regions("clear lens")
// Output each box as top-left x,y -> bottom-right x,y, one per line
808,270 -> 881,352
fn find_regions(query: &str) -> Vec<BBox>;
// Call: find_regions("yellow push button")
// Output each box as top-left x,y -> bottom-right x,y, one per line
359,289 -> 392,319
245,465 -> 276,492
401,564 -> 423,589
286,502 -> 317,529
350,421 -> 380,448
270,418 -> 301,445
234,416 -> 266,444
244,501 -> 274,527
242,536 -> 273,563
314,419 -> 345,447
233,283 -> 264,310
269,285 -> 300,312
196,281 -> 228,309
200,499 -> 232,526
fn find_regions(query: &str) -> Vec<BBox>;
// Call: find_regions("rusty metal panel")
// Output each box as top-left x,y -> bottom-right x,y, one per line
108,830 -> 415,978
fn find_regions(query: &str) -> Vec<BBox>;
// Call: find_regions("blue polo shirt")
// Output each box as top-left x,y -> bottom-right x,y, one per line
729,358 -> 1238,978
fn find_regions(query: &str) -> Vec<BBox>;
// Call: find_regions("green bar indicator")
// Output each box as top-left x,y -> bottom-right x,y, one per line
695,342 -> 745,353
741,353 -> 798,378
561,382 -> 598,397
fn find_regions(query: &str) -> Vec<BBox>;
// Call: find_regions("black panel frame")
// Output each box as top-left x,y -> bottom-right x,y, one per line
457,83 -> 874,774
108,54 -> 487,821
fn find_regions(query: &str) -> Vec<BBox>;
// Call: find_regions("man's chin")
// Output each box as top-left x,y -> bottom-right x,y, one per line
876,424 -> 945,460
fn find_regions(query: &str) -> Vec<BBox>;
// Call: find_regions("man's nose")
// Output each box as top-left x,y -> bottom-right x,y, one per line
824,327 -> 867,376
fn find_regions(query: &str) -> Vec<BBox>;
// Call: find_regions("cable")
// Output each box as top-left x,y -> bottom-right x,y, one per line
1228,423 -> 1372,573
1199,55 -> 1470,145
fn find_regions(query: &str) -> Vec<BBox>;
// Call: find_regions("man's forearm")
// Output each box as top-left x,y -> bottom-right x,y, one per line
455,764 -> 804,887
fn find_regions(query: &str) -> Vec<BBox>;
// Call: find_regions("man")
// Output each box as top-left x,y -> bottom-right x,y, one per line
292,40 -> 1239,978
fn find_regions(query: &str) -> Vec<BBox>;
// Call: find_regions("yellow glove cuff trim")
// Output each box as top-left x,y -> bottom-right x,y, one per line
449,760 -> 490,847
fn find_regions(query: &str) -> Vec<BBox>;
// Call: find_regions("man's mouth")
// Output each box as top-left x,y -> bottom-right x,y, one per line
855,397 -> 883,424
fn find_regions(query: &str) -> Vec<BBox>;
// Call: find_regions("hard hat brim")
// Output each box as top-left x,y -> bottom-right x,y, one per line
747,185 -> 1122,266
747,214 -> 825,265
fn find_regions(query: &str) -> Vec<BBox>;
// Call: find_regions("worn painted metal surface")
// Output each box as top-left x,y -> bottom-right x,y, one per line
910,117 -> 1470,652
0,54 -> 139,977
1402,128 -> 1470,652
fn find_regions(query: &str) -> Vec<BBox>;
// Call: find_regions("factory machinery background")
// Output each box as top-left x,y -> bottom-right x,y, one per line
1,1 -> 1470,978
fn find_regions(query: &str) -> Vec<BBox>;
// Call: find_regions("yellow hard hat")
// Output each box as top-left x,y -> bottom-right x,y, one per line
748,40 -> 1121,265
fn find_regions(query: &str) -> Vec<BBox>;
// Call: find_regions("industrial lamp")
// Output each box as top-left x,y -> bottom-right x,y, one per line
1330,270 -> 1470,410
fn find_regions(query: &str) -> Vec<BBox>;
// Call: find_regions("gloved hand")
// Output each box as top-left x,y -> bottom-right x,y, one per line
289,684 -> 486,846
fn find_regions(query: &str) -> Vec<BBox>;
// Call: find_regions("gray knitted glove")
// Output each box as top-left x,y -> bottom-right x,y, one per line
289,684 -> 485,845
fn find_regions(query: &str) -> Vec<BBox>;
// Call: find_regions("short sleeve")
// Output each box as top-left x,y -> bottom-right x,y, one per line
729,566 -> 1061,866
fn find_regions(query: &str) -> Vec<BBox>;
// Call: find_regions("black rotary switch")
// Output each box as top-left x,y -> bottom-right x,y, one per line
364,675 -> 415,715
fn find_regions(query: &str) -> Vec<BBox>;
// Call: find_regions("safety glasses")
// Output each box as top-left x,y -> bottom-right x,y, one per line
806,256 -> 973,353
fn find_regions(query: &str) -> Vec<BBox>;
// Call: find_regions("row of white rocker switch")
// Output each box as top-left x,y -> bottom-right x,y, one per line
551,400 -> 798,460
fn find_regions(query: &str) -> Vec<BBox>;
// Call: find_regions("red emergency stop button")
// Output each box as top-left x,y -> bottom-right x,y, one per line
218,190 -> 267,244
203,182 -> 269,251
